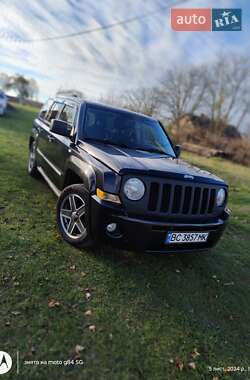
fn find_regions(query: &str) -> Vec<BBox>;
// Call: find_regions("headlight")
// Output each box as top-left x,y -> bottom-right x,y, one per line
124,178 -> 145,201
216,188 -> 226,207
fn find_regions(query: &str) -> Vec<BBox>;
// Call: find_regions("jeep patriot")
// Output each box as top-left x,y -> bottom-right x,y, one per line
28,96 -> 230,253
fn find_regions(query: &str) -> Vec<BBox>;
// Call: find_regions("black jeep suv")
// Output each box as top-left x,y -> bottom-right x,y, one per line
28,96 -> 230,253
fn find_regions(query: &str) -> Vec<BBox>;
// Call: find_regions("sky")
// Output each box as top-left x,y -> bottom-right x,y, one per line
0,0 -> 249,102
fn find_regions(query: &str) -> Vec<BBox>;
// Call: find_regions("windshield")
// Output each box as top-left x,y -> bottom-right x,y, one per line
82,106 -> 176,157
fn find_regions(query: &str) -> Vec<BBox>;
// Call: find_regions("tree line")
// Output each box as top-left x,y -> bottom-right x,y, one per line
1,55 -> 249,134
103,55 -> 250,134
0,73 -> 39,102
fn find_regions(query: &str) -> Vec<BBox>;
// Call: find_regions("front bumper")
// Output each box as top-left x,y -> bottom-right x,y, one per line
90,195 -> 230,253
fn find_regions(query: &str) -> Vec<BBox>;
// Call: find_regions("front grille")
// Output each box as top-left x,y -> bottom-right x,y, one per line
148,181 -> 217,216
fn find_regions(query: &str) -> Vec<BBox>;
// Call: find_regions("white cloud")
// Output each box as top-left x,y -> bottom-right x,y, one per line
0,0 -> 247,101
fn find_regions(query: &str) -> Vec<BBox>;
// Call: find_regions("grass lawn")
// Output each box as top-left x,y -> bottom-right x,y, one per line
0,104 -> 249,380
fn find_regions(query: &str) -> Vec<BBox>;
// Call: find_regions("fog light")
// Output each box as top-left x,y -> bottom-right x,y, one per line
106,223 -> 117,233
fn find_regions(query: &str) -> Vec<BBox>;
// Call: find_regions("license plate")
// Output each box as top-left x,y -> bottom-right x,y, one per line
166,232 -> 209,244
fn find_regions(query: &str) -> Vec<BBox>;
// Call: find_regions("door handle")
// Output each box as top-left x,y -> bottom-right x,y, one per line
48,135 -> 55,142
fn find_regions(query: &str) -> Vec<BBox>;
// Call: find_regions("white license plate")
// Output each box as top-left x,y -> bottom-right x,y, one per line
166,232 -> 209,244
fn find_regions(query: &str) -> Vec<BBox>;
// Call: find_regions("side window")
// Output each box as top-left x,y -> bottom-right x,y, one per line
59,104 -> 76,134
59,105 -> 76,125
39,99 -> 53,120
46,102 -> 63,122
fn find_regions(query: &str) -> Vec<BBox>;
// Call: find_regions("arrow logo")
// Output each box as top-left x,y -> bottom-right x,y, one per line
0,354 -> 8,368
0,351 -> 12,374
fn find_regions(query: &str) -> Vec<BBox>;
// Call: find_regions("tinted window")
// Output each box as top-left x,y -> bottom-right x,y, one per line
59,105 -> 76,126
46,102 -> 63,122
82,106 -> 176,157
39,99 -> 53,119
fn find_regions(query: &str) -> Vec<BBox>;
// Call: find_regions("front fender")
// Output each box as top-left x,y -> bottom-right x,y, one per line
29,119 -> 40,149
66,155 -> 96,193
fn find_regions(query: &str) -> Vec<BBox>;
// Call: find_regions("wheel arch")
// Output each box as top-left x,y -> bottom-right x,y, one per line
64,157 -> 96,193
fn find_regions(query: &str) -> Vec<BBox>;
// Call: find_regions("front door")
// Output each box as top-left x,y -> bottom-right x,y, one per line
44,103 -> 78,190
36,101 -> 64,186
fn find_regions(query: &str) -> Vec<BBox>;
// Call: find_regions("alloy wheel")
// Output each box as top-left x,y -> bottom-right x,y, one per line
60,193 -> 87,240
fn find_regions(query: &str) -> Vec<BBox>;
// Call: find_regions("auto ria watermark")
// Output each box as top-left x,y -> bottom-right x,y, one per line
171,8 -> 242,31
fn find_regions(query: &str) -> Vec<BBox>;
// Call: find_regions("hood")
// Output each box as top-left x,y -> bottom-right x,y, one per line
80,141 -> 226,185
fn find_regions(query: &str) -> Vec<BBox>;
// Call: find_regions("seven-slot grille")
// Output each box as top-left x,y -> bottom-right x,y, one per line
148,181 -> 217,216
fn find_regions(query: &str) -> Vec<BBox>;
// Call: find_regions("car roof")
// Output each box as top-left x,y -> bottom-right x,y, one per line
54,96 -> 156,121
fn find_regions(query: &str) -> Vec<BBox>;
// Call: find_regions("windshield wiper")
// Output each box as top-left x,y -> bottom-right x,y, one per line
84,138 -> 174,156
84,138 -> 130,149
134,147 -> 174,157
103,139 -> 130,148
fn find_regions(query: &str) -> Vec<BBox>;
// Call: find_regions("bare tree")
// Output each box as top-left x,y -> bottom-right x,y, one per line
100,87 -> 161,117
99,92 -> 124,108
100,87 -> 160,116
5,75 -> 29,101
4,74 -> 39,102
203,56 -> 250,130
121,87 -> 160,116
0,73 -> 9,90
158,65 -> 208,127
101,55 -> 250,135
27,79 -> 39,100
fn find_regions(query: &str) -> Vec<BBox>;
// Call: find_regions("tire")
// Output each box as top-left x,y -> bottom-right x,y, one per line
28,141 -> 40,178
56,184 -> 93,248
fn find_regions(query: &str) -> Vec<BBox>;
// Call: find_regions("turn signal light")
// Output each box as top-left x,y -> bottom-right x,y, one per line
96,188 -> 121,204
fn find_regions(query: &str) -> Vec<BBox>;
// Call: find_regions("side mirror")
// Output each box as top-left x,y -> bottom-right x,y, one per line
175,144 -> 181,158
50,119 -> 70,138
